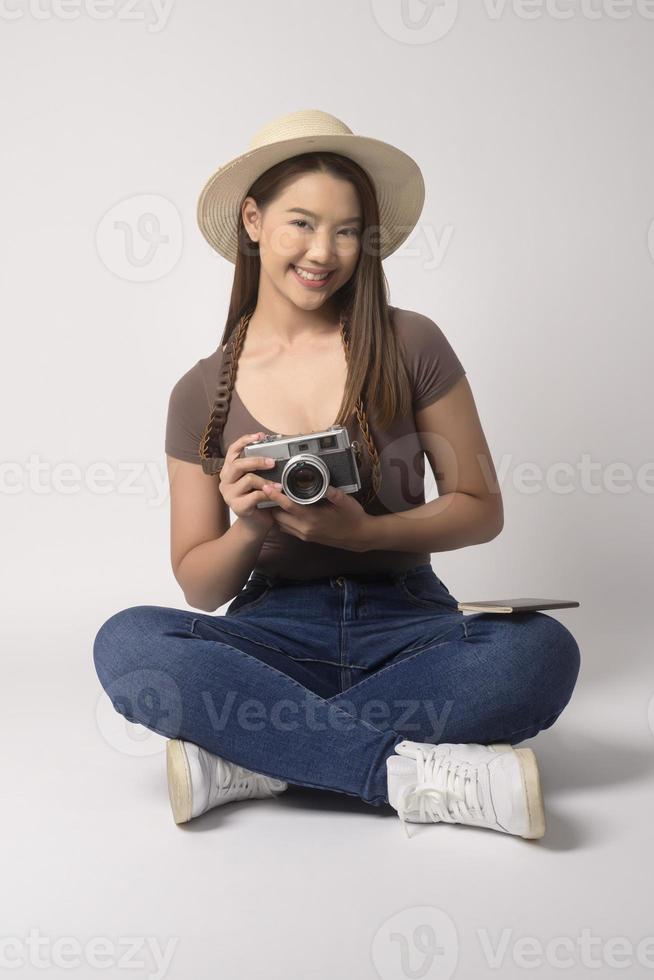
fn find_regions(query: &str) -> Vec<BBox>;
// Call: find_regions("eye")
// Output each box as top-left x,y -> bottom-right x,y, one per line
291,219 -> 359,237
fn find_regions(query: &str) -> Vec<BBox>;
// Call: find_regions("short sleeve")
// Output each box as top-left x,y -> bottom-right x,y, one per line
398,310 -> 466,411
164,361 -> 210,465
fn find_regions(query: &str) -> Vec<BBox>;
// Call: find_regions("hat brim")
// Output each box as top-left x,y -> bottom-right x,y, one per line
197,133 -> 425,263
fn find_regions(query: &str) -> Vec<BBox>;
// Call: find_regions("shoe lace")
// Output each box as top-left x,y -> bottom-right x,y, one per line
209,761 -> 267,806
228,769 -> 258,797
396,747 -> 485,839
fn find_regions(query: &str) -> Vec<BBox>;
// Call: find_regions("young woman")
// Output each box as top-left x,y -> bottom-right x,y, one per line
93,109 -> 581,840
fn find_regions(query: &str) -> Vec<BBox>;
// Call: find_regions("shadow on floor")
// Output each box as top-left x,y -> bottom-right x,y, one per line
177,726 -> 654,849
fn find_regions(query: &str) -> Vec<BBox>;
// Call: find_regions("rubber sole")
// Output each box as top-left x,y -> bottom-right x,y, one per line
166,739 -> 193,825
492,743 -> 545,839
515,747 -> 546,838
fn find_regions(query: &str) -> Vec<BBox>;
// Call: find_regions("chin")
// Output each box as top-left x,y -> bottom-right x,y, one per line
285,284 -> 332,306
289,296 -> 330,314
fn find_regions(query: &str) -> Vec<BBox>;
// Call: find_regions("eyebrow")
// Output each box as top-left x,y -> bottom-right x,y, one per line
285,207 -> 363,225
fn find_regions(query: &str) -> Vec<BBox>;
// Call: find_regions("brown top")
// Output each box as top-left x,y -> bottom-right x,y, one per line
165,305 -> 466,579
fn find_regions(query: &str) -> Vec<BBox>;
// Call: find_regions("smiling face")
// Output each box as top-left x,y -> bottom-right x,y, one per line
241,171 -> 363,313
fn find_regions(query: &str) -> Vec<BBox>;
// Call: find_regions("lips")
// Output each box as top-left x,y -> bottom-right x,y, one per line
289,264 -> 335,287
291,264 -> 334,278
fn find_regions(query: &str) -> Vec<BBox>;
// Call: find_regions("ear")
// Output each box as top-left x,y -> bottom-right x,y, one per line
241,195 -> 261,242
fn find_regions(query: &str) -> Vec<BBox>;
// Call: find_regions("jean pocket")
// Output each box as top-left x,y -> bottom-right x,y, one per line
226,577 -> 274,616
396,566 -> 459,610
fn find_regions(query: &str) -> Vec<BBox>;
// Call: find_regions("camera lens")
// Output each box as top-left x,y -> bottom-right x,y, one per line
285,460 -> 325,501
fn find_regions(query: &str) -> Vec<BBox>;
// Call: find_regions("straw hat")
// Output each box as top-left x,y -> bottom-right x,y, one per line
196,108 -> 425,263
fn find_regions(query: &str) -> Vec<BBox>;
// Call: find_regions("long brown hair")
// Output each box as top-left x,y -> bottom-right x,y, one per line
198,151 -> 414,504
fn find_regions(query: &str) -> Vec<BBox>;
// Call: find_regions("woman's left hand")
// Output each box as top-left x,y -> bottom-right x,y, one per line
263,483 -> 373,552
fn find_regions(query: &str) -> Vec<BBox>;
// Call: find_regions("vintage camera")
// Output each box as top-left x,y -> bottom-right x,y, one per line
241,425 -> 362,508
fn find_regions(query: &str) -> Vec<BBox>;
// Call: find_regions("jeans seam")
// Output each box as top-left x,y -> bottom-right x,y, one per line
191,620 -> 289,657
336,622 -> 464,699
271,654 -> 341,667
397,623 -> 464,656
338,589 -> 346,693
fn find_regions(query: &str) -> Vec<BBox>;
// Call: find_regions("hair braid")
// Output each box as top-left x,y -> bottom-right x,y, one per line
198,310 -> 253,475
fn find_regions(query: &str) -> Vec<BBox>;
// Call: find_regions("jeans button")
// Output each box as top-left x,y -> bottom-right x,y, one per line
335,576 -> 345,586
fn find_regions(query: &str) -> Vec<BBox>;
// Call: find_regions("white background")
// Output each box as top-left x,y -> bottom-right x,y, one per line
2,1 -> 653,978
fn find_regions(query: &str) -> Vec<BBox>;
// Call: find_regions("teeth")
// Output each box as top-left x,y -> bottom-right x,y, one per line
293,265 -> 331,281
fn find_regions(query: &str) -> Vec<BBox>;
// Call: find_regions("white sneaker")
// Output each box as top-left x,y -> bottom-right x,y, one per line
386,740 -> 545,840
166,739 -> 288,825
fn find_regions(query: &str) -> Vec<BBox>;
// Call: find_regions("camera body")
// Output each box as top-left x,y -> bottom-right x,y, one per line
241,425 -> 362,508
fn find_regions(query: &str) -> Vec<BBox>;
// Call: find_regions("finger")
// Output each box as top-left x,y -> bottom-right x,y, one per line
232,452 -> 278,477
271,512 -> 295,534
243,488 -> 276,513
318,485 -> 343,508
223,433 -> 272,483
227,432 -> 267,462
232,472 -> 278,496
261,484 -> 296,511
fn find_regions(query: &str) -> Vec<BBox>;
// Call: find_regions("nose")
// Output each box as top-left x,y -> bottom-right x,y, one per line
304,229 -> 336,266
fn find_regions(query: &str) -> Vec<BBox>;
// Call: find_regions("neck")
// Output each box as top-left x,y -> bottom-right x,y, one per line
248,273 -> 342,348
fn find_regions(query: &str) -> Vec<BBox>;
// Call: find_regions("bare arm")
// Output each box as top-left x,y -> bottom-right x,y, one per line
363,375 -> 504,553
167,454 -> 270,612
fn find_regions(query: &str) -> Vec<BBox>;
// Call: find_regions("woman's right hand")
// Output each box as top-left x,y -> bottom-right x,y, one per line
218,432 -> 279,533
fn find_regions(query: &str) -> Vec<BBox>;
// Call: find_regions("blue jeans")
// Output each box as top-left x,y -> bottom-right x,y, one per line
93,563 -> 581,807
